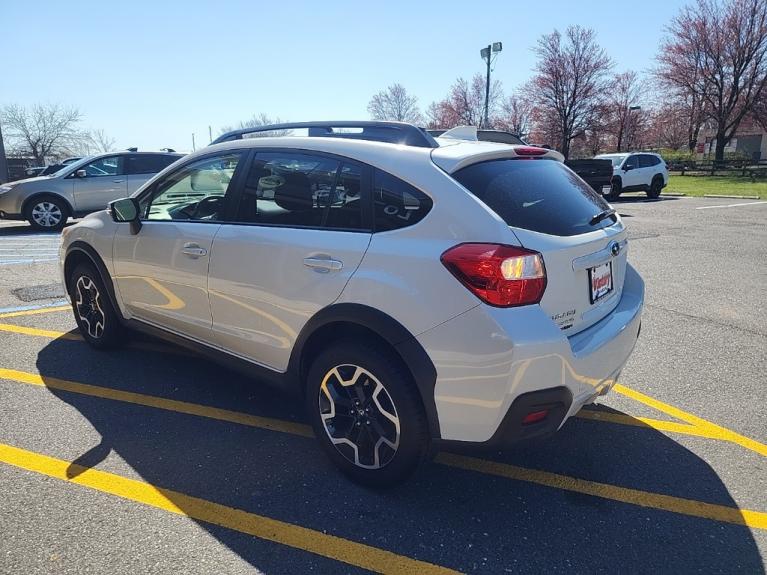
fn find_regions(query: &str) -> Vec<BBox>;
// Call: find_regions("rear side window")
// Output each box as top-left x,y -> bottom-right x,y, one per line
639,154 -> 660,168
373,170 -> 432,232
127,154 -> 179,175
452,159 -> 615,236
236,152 -> 367,231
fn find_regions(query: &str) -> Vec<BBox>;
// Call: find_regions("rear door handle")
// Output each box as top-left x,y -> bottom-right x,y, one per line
182,243 -> 208,258
303,257 -> 343,272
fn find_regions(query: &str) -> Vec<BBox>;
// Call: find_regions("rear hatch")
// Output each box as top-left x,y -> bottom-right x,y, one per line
451,158 -> 627,335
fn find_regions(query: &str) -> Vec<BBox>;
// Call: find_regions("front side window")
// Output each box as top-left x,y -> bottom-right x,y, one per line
623,155 -> 639,170
140,152 -> 242,222
81,156 -> 124,177
373,170 -> 432,232
236,152 -> 366,230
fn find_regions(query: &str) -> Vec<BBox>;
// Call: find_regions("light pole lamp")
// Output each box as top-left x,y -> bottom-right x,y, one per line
480,42 -> 502,129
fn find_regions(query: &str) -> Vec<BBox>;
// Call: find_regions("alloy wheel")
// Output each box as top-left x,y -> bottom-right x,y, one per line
319,364 -> 401,469
75,276 -> 105,339
31,201 -> 63,228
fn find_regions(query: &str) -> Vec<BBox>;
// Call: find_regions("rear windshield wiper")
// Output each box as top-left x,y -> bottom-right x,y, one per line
589,208 -> 616,226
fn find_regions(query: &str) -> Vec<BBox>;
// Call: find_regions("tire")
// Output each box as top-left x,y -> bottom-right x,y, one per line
305,339 -> 430,487
606,177 -> 622,201
25,195 -> 69,232
68,263 -> 125,349
647,176 -> 663,199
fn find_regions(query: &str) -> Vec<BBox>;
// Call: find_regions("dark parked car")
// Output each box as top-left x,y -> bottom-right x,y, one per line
564,159 -> 614,197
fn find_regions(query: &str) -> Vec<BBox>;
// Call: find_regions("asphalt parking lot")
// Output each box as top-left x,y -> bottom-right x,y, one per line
0,195 -> 765,574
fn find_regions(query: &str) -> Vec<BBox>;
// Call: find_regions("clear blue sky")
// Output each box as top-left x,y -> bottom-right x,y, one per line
1,0 -> 686,152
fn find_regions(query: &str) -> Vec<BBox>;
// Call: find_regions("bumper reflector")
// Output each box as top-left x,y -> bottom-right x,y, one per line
522,409 -> 549,425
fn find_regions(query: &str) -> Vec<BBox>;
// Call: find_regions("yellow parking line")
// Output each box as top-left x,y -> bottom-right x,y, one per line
1,366 -> 765,531
0,323 -> 81,340
575,409 -> 718,439
436,453 -> 767,530
0,442 -> 457,575
0,367 -> 313,438
0,305 -> 71,319
6,315 -> 763,458
613,384 -> 767,458
0,322 -> 189,356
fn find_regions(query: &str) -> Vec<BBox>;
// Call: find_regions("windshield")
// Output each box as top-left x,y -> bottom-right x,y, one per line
50,156 -> 95,178
453,159 -> 616,236
596,155 -> 627,167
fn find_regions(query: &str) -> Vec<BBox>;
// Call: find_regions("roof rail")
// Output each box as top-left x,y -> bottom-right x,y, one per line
210,121 -> 438,148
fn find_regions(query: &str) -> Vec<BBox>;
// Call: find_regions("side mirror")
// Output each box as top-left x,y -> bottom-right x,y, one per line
109,197 -> 142,234
623,164 -> 633,171
75,169 -> 87,178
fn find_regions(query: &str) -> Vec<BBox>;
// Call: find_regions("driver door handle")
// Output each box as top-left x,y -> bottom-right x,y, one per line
112,179 -> 125,183
182,243 -> 208,258
303,256 -> 343,272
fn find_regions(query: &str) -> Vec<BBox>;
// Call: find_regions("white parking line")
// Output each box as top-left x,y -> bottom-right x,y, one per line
696,201 -> 767,210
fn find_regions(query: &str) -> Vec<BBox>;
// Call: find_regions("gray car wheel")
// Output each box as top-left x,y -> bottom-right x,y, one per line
26,196 -> 69,231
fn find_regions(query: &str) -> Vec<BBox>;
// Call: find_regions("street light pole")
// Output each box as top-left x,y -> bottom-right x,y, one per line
483,44 -> 491,129
0,119 -> 8,184
480,42 -> 502,129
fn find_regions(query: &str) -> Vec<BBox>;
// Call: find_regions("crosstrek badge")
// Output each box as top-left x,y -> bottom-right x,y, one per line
551,309 -> 576,330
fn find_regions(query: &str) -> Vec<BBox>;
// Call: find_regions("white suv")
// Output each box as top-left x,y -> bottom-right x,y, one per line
59,122 -> 644,486
595,152 -> 668,199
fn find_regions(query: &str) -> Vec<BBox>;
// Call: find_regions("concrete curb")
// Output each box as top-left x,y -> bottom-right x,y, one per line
663,193 -> 687,197
702,194 -> 760,199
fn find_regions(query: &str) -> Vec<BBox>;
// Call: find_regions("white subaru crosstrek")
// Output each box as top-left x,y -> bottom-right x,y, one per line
59,122 -> 644,486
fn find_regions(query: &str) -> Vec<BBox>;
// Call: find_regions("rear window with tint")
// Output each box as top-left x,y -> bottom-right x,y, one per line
452,159 -> 616,236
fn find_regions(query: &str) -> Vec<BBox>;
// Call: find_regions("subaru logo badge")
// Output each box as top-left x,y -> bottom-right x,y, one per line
610,241 -> 621,257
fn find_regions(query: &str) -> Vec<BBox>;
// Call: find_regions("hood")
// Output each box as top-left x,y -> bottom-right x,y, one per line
6,176 -> 53,186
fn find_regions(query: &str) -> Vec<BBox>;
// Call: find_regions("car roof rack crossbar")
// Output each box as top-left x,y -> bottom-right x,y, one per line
211,121 -> 438,148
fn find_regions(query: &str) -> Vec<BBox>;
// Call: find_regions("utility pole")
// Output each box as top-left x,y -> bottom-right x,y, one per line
480,42 -> 503,129
208,125 -> 212,144
192,133 -> 196,151
0,119 -> 7,184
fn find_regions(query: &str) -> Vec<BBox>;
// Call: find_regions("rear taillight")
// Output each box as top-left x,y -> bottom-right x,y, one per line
440,243 -> 547,307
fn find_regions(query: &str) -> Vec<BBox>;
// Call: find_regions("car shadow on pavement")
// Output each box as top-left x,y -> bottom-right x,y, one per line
0,222 -> 74,236
34,334 -> 764,574
609,195 -> 682,204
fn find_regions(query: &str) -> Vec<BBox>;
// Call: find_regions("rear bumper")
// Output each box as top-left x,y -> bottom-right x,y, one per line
418,264 -> 644,444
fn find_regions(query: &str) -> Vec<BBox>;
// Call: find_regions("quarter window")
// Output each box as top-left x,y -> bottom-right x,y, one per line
236,152 -> 366,230
373,170 -> 432,232
140,153 -> 242,222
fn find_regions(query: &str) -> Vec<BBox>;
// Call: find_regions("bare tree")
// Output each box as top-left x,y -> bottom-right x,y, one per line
645,104 -> 695,150
89,129 -> 116,153
426,74 -> 503,129
531,26 -> 613,158
219,113 -> 292,137
367,83 -> 423,124
1,103 -> 83,165
605,71 -> 644,152
496,90 -> 534,138
658,0 -> 767,160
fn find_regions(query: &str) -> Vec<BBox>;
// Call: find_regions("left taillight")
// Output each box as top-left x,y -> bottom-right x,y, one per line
440,243 -> 547,307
